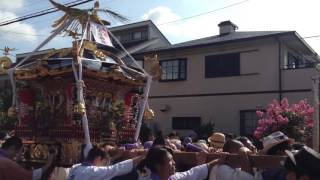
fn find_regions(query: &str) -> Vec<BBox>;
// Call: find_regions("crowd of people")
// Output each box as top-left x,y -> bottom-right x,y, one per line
0,130 -> 320,180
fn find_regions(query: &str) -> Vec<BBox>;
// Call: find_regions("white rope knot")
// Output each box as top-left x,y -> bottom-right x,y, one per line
76,80 -> 85,88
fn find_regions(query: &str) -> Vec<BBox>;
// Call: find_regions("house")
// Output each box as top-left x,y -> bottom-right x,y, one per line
109,20 -> 170,67
130,20 -> 319,137
109,20 -> 170,50
13,20 -> 169,67
3,20 -> 319,138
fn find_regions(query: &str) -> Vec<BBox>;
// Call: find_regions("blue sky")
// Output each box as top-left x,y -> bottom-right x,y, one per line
1,0 -> 320,58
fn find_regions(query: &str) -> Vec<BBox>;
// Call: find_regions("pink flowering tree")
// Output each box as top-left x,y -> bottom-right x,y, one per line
254,98 -> 314,142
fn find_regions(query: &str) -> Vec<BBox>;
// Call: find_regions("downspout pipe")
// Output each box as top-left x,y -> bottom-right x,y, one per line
277,38 -> 283,100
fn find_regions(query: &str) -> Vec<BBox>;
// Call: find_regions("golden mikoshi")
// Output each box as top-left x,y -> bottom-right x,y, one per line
73,103 -> 86,116
0,56 -> 12,74
144,108 -> 155,121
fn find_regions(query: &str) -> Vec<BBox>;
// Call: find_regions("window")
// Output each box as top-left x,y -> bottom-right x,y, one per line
240,110 -> 260,136
172,117 -> 201,130
121,33 -> 131,42
132,30 -> 148,41
160,59 -> 186,81
133,32 -> 142,40
141,30 -> 148,40
205,53 -> 240,78
287,52 -> 304,69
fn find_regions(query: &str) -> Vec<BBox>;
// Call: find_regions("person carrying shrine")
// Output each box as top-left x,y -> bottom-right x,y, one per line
0,136 -> 57,180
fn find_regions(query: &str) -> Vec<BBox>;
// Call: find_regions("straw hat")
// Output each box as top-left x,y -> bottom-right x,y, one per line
208,132 -> 225,148
262,131 -> 291,154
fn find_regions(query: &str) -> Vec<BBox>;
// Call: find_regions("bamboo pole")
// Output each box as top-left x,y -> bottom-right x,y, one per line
134,76 -> 152,141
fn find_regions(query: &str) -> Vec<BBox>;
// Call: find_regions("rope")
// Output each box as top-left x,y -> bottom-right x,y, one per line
71,16 -> 92,157
94,19 -> 153,142
134,76 -> 152,141
107,29 -> 149,76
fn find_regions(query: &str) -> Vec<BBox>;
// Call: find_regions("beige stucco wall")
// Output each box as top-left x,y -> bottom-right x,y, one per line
149,91 -> 314,135
282,68 -> 317,90
282,92 -> 313,104
150,93 -> 280,135
149,38 -> 280,97
143,37 -> 317,136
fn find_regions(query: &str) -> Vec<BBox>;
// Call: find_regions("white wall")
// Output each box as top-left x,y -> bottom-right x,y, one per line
145,37 -> 317,136
150,93 -> 279,135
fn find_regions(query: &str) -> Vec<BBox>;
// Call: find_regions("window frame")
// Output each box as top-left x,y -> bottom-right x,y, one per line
133,31 -> 142,40
205,53 -> 240,78
141,30 -> 148,40
285,52 -> 309,70
172,116 -> 201,130
239,110 -> 261,136
159,58 -> 187,82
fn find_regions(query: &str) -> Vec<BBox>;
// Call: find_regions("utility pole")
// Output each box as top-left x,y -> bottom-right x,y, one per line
312,75 -> 319,151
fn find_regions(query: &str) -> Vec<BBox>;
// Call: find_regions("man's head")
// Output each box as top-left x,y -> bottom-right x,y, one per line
262,131 -> 292,155
1,136 -> 23,159
99,142 -> 115,153
223,139 -> 244,154
285,146 -> 320,180
145,147 -> 176,179
86,147 -> 109,166
153,136 -> 166,147
236,136 -> 257,153
168,131 -> 178,139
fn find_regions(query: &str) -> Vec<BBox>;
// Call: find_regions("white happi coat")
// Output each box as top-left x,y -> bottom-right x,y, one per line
209,165 -> 255,180
68,159 -> 133,180
138,164 -> 209,180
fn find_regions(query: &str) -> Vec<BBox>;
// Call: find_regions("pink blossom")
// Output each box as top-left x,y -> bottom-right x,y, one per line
307,107 -> 314,114
254,98 -> 314,141
256,110 -> 264,118
257,127 -> 265,131
258,119 -> 265,126
281,98 -> 289,110
278,116 -> 289,125
306,119 -> 314,128
254,130 -> 263,139
307,122 -> 314,128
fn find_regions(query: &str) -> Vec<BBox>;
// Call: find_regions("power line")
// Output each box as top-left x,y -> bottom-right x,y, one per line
158,0 -> 250,26
0,29 -> 65,38
0,0 -> 94,27
0,0 -> 90,26
15,0 -> 72,18
1,25 -> 320,42
1,0 -> 320,42
0,0 -> 82,25
16,0 -> 117,26
15,0 -> 55,15
303,35 -> 320,40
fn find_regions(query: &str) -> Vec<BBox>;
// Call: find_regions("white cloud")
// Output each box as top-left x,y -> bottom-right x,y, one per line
37,28 -> 72,50
142,1 -> 320,53
0,0 -> 24,11
142,6 -> 180,24
142,6 -> 217,43
0,10 -> 37,42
